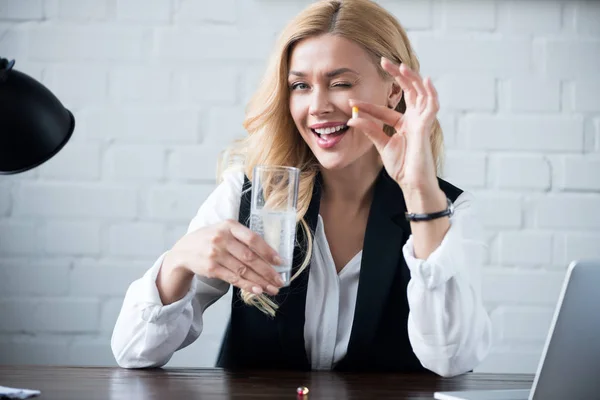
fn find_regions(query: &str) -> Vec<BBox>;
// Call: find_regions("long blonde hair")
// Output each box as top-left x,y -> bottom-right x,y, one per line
217,0 -> 444,316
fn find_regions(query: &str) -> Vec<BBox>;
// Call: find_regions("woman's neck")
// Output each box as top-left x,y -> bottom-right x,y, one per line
319,150 -> 383,209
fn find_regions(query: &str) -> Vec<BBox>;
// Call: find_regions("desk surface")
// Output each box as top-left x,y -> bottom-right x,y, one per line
0,366 -> 534,400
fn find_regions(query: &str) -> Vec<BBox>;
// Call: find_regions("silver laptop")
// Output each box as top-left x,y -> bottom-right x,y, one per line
434,260 -> 600,400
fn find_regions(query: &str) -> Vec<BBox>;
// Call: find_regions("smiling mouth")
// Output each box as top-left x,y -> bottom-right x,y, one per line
311,124 -> 350,138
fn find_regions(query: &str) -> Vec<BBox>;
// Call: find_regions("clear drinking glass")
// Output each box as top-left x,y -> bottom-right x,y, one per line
249,165 -> 300,287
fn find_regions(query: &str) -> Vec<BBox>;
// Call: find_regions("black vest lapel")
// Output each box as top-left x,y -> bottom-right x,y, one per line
342,168 -> 411,364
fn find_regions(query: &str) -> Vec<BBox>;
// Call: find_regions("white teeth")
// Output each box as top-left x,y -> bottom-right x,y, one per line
314,125 -> 347,135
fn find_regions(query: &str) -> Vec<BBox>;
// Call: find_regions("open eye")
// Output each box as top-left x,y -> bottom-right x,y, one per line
290,82 -> 310,90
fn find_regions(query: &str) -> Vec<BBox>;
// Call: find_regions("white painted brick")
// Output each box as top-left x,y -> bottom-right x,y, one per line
166,224 -> 187,248
0,221 -> 42,255
0,299 -> 99,333
172,67 -> 238,104
109,68 -> 172,104
0,0 -> 43,20
576,1 -> 600,36
475,349 -> 542,374
0,23 -> 27,57
565,233 -> 600,262
29,26 -> 150,62
491,306 -> 554,342
545,40 -> 600,78
100,298 -> 125,334
504,77 -> 560,112
235,0 -> 311,34
442,0 -> 495,31
378,0 -> 433,30
0,260 -> 69,296
573,80 -> 600,112
436,75 -> 495,111
13,183 -> 137,219
143,184 -> 215,222
491,155 -> 551,191
442,151 -> 487,188
470,192 -> 522,228
70,260 -> 149,296
53,0 -> 110,21
0,182 -> 10,216
41,220 -> 102,256
438,112 -> 457,149
68,338 -> 117,366
167,146 -> 222,181
173,0 -> 235,23
0,338 -> 69,365
7,61 -> 44,83
482,268 -> 566,305
464,115 -> 584,152
535,194 -> 600,229
497,231 -> 552,266
206,106 -> 247,146
44,64 -> 109,106
554,156 -> 600,191
499,1 -> 561,34
85,108 -> 199,144
37,143 -> 101,180
108,222 -> 165,257
241,65 -> 268,106
156,27 -> 274,62
116,0 -> 170,22
104,145 -> 165,181
416,36 -> 531,77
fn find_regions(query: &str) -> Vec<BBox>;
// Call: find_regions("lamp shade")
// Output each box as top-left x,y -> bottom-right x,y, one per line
0,58 -> 75,174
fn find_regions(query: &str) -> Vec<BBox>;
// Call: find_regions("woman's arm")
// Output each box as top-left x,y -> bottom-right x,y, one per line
404,192 -> 493,377
110,171 -> 245,368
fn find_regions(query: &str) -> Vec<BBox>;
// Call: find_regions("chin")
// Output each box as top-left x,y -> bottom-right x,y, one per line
312,152 -> 356,171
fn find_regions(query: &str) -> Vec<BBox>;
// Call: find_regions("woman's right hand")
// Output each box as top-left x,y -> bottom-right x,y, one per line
158,219 -> 285,304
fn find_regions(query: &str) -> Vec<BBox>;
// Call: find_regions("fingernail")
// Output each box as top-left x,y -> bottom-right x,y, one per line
273,255 -> 283,265
275,276 -> 285,286
252,286 -> 263,295
352,106 -> 359,119
267,285 -> 279,295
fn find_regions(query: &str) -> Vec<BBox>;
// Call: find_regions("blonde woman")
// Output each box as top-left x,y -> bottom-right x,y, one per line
112,0 -> 492,376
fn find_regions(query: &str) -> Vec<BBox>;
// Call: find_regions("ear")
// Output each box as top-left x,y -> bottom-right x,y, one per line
387,80 -> 403,109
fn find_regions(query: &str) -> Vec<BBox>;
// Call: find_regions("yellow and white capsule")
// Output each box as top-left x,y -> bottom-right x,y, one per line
352,106 -> 359,119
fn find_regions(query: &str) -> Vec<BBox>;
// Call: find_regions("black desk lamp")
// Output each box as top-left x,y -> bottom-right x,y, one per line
0,58 -> 75,174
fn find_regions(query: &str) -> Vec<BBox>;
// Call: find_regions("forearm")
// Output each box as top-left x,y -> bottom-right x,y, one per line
404,187 -> 450,259
156,250 -> 196,305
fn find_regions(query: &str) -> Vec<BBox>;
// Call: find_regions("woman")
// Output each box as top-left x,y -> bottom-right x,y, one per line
111,0 -> 492,376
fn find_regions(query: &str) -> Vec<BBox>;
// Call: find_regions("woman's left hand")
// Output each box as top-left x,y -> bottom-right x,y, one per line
347,57 -> 440,194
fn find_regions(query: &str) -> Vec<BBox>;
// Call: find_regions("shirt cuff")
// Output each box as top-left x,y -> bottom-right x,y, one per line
402,218 -> 463,290
132,251 -> 199,324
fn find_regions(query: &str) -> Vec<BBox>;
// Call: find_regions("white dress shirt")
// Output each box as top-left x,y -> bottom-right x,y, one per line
111,170 -> 492,377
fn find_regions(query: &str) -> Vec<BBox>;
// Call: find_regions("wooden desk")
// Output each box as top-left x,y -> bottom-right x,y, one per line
0,366 -> 533,399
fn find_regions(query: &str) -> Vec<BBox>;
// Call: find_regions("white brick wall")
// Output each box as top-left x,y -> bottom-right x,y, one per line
1,0 -> 599,374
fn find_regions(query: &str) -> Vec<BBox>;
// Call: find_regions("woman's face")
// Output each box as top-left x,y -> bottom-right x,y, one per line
288,34 -> 398,171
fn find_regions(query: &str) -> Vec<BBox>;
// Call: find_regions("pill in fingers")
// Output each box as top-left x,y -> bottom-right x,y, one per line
352,106 -> 359,119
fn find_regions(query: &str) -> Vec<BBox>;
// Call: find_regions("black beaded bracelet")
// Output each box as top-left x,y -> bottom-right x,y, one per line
405,197 -> 454,222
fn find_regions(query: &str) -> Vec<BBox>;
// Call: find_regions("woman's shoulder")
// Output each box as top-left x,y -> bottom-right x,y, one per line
186,169 -> 245,234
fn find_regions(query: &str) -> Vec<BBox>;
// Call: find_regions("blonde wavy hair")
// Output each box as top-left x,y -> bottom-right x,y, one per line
217,0 -> 444,316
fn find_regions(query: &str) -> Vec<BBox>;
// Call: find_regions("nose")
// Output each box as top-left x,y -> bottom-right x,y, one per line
308,87 -> 334,117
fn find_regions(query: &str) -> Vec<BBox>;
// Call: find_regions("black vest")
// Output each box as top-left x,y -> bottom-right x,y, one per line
216,168 -> 463,372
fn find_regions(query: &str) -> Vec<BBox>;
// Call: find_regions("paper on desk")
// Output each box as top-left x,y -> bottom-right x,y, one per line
0,385 -> 40,399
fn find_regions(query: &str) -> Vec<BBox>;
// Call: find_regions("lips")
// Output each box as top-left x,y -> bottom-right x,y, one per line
310,125 -> 350,149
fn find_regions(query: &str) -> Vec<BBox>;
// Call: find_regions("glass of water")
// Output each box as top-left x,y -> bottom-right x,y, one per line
250,165 -> 299,287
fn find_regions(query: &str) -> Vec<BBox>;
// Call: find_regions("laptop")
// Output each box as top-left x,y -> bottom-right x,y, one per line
434,260 -> 600,400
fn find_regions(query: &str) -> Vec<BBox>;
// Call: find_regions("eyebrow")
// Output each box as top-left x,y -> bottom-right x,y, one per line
288,68 -> 359,78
